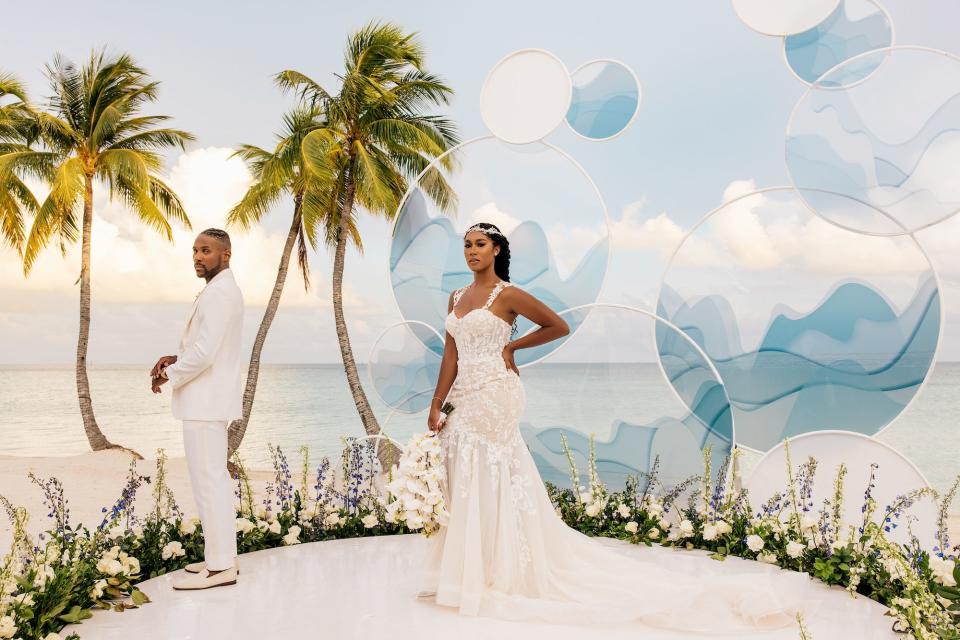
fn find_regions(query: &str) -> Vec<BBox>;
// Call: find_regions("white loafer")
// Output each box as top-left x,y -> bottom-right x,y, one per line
185,558 -> 240,574
172,567 -> 237,590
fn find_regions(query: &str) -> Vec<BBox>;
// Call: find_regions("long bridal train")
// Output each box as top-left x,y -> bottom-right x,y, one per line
416,281 -> 818,632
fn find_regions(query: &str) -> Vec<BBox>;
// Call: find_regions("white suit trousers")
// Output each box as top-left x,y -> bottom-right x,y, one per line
182,420 -> 237,571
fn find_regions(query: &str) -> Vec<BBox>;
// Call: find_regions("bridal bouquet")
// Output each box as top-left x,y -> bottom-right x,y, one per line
384,405 -> 454,537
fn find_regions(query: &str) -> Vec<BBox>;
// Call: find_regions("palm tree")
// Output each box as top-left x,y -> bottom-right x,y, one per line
276,22 -> 460,451
225,102 -> 337,457
1,52 -> 193,454
0,72 -> 39,254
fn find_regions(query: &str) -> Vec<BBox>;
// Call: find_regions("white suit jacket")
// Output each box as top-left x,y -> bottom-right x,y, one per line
164,268 -> 244,421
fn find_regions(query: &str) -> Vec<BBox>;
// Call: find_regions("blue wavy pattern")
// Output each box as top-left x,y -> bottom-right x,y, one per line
785,0 -> 892,86
786,52 -> 960,232
566,62 -> 640,139
390,189 -> 609,366
521,412 -> 731,492
657,276 -> 940,451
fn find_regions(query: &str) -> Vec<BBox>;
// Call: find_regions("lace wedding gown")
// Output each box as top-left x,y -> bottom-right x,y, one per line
417,280 -> 817,632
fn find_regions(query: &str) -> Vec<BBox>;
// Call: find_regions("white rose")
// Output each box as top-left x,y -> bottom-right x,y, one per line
256,520 -> 269,532
679,520 -> 694,537
91,578 -> 108,599
103,559 -> 123,576
585,502 -> 602,518
617,504 -> 631,519
132,525 -> 144,538
757,552 -> 778,564
646,501 -> 663,515
648,527 -> 660,539
715,520 -> 732,535
324,512 -> 341,527
179,517 -> 199,536
361,514 -> 378,528
0,615 -> 14,639
624,521 -> 639,534
786,541 -> 805,559
658,518 -> 670,530
268,521 -> 282,535
283,525 -> 301,545
702,525 -> 718,541
930,557 -> 957,587
236,518 -> 255,534
161,541 -> 184,560
124,556 -> 141,575
746,534 -> 765,553
108,524 -> 125,540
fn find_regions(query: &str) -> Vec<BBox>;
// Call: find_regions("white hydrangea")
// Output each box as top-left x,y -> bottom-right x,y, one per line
617,504 -> 631,519
702,525 -> 718,541
678,520 -> 694,537
746,534 -> 765,553
715,520 -> 732,536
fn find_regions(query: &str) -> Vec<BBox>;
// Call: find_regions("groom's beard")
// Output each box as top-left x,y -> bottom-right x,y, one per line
196,259 -> 225,280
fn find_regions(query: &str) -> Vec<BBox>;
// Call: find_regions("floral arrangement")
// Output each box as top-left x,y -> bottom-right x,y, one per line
385,432 -> 450,537
0,436 -> 958,640
549,437 -> 960,639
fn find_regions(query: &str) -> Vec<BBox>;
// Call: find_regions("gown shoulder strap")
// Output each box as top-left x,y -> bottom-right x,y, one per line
452,286 -> 469,306
483,281 -> 512,309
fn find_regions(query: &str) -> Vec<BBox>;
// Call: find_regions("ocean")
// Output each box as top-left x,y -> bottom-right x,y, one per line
1,363 -> 959,498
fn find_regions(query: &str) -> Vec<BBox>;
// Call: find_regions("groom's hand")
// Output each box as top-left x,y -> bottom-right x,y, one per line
151,375 -> 168,394
150,355 -> 178,378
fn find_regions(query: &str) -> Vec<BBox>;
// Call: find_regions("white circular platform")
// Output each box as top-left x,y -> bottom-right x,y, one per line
67,535 -> 898,639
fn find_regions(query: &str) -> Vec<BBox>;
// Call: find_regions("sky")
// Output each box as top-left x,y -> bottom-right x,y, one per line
1,0 -> 959,364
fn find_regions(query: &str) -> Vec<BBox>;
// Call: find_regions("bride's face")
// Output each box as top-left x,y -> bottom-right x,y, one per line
463,231 -> 499,273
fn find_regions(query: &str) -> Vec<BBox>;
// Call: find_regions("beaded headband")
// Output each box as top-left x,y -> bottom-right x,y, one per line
464,224 -> 506,239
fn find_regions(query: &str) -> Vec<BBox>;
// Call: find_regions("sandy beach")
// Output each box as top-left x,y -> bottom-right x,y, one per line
0,451 -> 277,551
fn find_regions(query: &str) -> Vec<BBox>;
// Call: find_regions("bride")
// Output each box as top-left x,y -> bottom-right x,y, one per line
417,222 -> 816,632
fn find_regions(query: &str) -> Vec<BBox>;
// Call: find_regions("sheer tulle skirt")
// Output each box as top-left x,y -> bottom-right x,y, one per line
417,370 -> 817,632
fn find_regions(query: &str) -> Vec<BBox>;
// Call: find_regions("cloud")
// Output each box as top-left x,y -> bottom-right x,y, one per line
0,147 -> 382,312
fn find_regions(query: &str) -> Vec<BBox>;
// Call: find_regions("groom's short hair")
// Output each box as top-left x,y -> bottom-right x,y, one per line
200,228 -> 231,249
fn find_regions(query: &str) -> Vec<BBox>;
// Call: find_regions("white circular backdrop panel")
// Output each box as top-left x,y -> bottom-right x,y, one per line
745,432 -> 938,550
480,49 -> 572,144
732,0 -> 841,36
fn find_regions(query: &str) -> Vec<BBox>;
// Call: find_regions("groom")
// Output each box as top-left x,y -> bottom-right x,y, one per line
150,228 -> 244,590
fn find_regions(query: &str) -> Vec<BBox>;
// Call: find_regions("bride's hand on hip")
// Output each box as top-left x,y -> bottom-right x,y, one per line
502,345 -> 519,375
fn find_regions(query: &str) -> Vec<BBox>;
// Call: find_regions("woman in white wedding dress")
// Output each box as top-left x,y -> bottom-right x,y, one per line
418,223 -> 815,633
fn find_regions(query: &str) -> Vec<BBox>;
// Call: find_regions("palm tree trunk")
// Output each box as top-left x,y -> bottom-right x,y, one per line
332,171 -> 397,468
227,195 -> 303,459
77,174 -> 139,457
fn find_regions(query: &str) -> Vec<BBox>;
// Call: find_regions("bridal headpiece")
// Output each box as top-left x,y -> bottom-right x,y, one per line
464,224 -> 506,240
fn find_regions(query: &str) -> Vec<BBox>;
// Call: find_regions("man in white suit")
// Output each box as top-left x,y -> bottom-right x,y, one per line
150,228 -> 243,590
